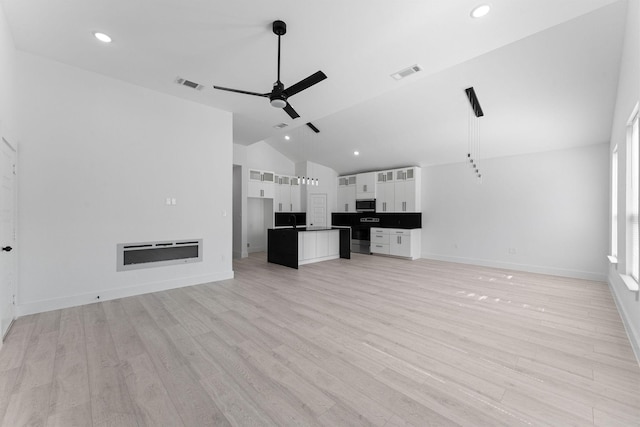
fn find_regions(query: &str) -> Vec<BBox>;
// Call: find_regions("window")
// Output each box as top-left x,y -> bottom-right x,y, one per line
627,106 -> 640,281
612,146 -> 618,258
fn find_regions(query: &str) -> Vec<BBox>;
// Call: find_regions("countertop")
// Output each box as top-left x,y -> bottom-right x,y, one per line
273,226 -> 348,232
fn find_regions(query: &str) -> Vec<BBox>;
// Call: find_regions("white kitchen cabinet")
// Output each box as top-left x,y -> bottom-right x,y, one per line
393,167 -> 421,212
337,175 -> 357,212
370,228 -> 421,260
370,227 -> 391,255
389,229 -> 412,258
376,170 -> 394,212
356,172 -> 376,199
290,176 -> 301,212
299,232 -> 314,261
336,166 -> 421,213
248,169 -> 275,199
298,230 -> 340,264
370,242 -> 390,255
316,230 -> 329,258
274,175 -> 292,212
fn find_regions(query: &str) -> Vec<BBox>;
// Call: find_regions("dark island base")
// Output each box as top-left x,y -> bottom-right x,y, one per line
268,227 -> 351,269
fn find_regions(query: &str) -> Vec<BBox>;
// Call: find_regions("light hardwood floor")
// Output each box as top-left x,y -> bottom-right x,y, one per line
1,253 -> 639,426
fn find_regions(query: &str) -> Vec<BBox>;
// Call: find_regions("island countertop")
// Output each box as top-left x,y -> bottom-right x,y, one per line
274,226 -> 350,232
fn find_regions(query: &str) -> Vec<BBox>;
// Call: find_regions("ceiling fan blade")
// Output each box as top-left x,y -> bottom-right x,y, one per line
283,103 -> 300,119
283,71 -> 327,98
306,122 -> 320,133
213,86 -> 269,97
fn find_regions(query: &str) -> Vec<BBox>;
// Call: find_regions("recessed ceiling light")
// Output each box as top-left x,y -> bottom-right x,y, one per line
470,4 -> 491,18
285,135 -> 290,140
93,32 -> 112,43
354,151 -> 360,156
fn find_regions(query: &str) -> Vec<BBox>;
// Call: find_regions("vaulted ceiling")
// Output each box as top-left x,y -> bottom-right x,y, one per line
2,0 -> 627,174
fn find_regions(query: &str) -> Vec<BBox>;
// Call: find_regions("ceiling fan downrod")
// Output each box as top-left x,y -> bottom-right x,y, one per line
271,20 -> 287,108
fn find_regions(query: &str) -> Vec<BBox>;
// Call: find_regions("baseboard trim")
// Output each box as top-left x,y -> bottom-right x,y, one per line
607,270 -> 640,367
421,253 -> 607,282
15,270 -> 235,317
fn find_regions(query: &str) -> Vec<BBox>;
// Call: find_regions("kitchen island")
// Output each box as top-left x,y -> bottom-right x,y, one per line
267,227 -> 350,269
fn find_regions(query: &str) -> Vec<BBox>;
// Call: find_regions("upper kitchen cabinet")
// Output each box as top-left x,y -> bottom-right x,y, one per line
248,169 -> 275,198
275,175 -> 302,212
356,172 -> 376,199
393,167 -> 421,212
337,175 -> 357,212
376,170 -> 395,213
274,175 -> 291,212
290,176 -> 301,212
333,166 -> 422,214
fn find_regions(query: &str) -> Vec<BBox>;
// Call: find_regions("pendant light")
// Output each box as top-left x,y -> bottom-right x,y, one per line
295,124 -> 320,186
465,87 -> 484,182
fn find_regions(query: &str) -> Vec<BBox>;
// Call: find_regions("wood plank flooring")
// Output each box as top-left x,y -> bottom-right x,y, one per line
1,253 -> 639,426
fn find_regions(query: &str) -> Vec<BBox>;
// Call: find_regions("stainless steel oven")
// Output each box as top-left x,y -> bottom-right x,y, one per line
351,217 -> 379,254
355,199 -> 376,213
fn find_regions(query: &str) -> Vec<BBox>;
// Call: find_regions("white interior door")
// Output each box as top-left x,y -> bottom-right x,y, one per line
309,193 -> 327,228
1,136 -> 16,341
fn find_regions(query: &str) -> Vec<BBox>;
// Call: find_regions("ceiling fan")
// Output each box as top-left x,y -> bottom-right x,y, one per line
213,20 -> 327,121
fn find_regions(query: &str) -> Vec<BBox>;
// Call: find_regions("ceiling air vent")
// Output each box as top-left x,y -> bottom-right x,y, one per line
273,123 -> 288,129
390,64 -> 423,81
175,77 -> 204,91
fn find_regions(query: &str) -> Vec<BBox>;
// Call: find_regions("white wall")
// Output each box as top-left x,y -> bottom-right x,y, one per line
242,141 -> 295,175
422,144 -> 609,281
232,165 -> 242,258
15,51 -> 233,315
608,0 -> 640,362
0,3 -> 15,134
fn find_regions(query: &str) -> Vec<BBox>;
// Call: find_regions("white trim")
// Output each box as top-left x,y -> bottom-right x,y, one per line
607,255 -> 618,264
619,274 -> 640,291
421,253 -> 607,282
15,270 -> 234,316
608,270 -> 640,367
627,102 -> 639,126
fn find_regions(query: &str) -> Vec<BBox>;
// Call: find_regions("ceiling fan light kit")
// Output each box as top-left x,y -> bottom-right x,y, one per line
270,98 -> 287,109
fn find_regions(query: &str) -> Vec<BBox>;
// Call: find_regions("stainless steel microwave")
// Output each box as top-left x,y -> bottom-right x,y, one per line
355,199 -> 376,212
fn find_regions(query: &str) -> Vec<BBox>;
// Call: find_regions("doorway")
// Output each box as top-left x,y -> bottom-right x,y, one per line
1,135 -> 17,342
232,165 -> 243,259
308,193 -> 327,228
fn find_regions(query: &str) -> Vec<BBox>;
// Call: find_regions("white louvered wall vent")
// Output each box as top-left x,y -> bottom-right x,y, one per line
175,77 -> 205,91
117,239 -> 202,271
